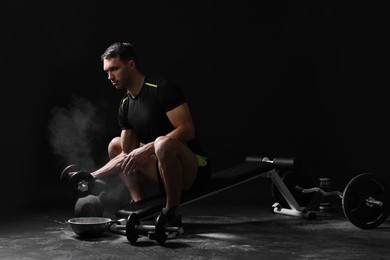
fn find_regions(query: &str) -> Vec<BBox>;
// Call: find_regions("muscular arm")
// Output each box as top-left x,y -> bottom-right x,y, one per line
165,102 -> 195,142
132,102 -> 195,156
90,129 -> 140,178
121,129 -> 140,153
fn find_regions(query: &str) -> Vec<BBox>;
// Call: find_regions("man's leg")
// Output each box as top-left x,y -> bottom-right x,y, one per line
107,137 -> 151,202
154,136 -> 198,217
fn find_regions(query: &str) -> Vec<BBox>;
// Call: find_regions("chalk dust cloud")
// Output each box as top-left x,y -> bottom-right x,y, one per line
48,95 -> 105,171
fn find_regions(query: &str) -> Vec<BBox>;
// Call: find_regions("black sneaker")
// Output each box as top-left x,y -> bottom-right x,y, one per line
149,207 -> 184,241
161,207 -> 184,238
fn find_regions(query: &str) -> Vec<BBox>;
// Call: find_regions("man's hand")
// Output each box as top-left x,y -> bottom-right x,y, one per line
121,143 -> 153,175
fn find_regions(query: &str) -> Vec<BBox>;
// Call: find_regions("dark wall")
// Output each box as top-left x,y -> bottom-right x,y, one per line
2,1 -> 390,216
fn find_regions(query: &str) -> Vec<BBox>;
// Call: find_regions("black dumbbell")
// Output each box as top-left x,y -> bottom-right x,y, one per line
114,212 -> 180,246
60,164 -> 106,198
60,164 -> 78,185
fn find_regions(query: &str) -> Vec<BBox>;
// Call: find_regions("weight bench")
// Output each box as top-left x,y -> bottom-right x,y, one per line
115,156 -> 317,221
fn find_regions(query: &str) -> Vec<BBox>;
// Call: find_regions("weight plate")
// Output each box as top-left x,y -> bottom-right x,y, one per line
342,173 -> 389,229
155,214 -> 168,246
60,164 -> 79,185
68,171 -> 94,198
271,169 -> 315,208
126,213 -> 140,244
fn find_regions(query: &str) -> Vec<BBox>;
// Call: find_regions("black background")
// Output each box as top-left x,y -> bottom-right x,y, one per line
2,1 -> 390,217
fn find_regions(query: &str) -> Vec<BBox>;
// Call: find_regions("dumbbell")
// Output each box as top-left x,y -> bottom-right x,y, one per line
60,164 -> 106,198
296,173 -> 389,229
114,212 -> 180,246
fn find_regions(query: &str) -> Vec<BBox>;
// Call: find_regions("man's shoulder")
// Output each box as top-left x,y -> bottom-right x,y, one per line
145,75 -> 165,87
144,75 -> 173,89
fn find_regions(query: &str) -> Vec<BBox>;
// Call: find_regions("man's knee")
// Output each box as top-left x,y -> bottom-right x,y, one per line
108,136 -> 122,159
154,136 -> 175,158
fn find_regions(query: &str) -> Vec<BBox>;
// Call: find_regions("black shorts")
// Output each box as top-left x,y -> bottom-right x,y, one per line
156,159 -> 211,194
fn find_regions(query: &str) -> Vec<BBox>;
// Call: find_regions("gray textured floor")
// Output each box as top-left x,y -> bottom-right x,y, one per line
1,179 -> 389,260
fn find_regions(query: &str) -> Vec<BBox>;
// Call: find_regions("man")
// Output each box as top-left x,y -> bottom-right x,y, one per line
72,42 -> 210,232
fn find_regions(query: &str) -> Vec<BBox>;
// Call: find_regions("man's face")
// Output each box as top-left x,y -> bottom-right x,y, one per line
103,57 -> 133,89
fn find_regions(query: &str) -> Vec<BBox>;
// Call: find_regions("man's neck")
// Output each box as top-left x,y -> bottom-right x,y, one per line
127,74 -> 145,98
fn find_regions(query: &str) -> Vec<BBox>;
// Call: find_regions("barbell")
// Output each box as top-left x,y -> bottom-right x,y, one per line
296,173 -> 389,229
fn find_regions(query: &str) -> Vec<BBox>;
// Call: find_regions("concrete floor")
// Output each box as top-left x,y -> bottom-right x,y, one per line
1,179 -> 389,260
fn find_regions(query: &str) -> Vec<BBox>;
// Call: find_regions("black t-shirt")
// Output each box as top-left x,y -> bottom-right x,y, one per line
118,75 -> 206,157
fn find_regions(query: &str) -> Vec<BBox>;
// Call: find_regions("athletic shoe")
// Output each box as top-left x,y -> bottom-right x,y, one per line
161,207 -> 184,238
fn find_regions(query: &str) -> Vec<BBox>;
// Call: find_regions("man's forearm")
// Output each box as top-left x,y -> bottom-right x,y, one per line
90,153 -> 126,178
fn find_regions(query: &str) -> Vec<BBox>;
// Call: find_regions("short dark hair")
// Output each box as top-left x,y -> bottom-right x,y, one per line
100,42 -> 137,62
